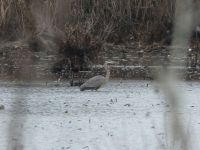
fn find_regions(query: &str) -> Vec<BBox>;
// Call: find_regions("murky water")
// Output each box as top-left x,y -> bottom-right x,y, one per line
0,80 -> 200,150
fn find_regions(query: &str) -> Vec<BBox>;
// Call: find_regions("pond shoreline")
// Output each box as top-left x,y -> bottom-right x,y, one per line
0,41 -> 199,80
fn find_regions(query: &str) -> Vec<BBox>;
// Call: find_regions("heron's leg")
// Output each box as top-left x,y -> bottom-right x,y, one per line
95,87 -> 100,91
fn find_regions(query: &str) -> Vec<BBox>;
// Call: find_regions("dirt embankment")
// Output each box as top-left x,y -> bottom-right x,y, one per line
0,40 -> 200,81
0,40 -> 55,80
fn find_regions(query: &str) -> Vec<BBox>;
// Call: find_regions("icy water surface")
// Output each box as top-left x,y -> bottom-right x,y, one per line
0,80 -> 200,150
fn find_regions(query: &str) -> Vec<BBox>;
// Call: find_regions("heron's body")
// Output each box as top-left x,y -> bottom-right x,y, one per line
80,61 -> 113,91
80,75 -> 106,91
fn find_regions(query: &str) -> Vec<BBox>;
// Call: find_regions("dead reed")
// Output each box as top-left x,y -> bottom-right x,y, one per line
0,0 -> 175,44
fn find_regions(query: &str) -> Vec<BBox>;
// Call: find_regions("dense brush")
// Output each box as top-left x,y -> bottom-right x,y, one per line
0,0 -> 175,43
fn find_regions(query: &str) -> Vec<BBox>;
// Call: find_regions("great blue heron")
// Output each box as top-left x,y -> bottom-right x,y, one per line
80,61 -> 116,91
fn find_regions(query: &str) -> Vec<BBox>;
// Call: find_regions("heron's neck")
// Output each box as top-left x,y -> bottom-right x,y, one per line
105,67 -> 110,81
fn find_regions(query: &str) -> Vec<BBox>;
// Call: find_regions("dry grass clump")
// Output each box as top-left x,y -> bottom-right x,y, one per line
63,24 -> 102,52
0,0 -> 34,40
0,0 -> 176,44
51,24 -> 101,74
60,0 -> 175,44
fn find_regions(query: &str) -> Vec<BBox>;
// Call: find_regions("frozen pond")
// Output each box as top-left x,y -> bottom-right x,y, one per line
0,80 -> 200,150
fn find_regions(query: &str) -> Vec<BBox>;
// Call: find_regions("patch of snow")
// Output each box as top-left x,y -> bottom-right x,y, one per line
0,80 -> 200,150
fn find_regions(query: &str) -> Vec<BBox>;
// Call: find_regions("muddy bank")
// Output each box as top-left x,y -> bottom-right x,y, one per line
0,41 -> 200,80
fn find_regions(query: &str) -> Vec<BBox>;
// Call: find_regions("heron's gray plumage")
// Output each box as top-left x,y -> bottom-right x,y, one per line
80,75 -> 106,91
79,61 -> 116,91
